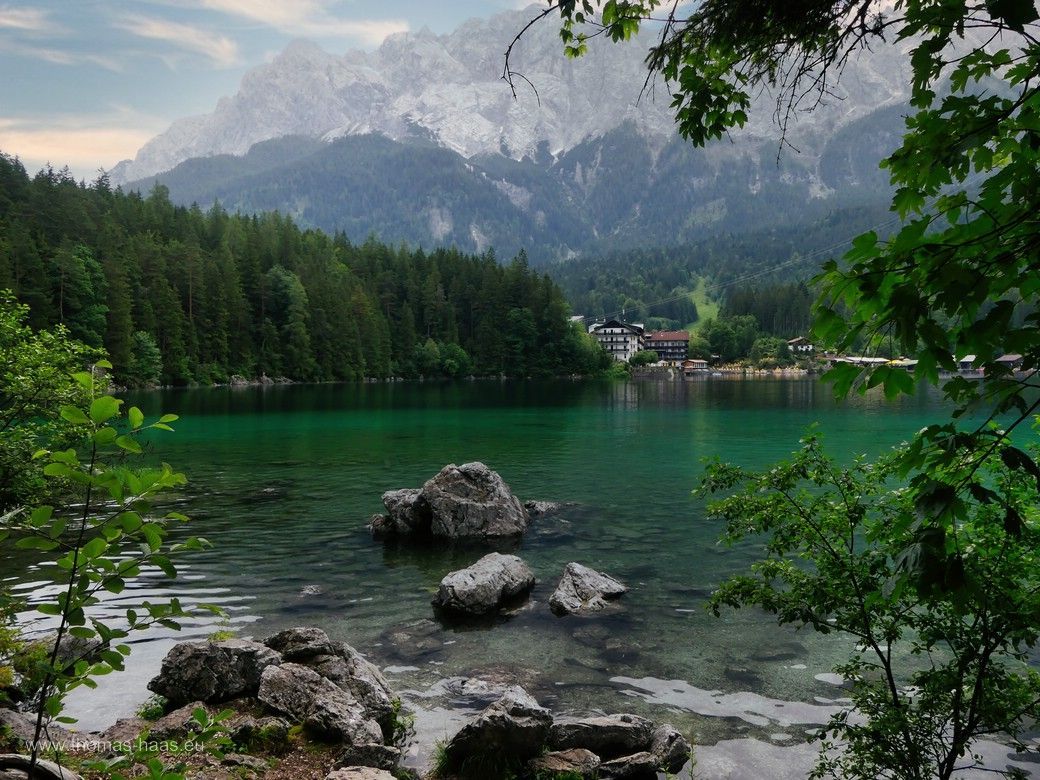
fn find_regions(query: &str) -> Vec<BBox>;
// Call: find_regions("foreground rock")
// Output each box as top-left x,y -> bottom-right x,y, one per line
258,663 -> 382,745
651,724 -> 693,774
548,713 -> 655,759
528,748 -> 601,778
599,750 -> 660,778
0,755 -> 80,780
549,563 -> 628,615
432,553 -> 536,616
264,627 -> 396,731
147,639 -> 280,706
372,462 -> 529,539
325,768 -> 396,780
443,686 -> 552,770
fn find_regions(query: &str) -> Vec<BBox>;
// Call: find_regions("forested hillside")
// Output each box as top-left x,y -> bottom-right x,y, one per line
0,154 -> 607,386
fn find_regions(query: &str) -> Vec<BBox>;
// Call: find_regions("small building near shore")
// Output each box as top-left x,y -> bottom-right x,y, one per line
589,319 -> 645,362
645,330 -> 690,364
996,353 -> 1024,371
683,358 -> 709,375
787,336 -> 815,354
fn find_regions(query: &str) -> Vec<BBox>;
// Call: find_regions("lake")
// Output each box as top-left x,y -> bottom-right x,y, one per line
7,378 -> 1034,776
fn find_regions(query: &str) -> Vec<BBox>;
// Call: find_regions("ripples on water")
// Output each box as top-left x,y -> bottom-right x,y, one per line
4,379 -> 1035,776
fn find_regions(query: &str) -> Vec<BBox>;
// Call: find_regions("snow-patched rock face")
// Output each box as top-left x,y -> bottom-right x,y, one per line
110,5 -> 917,184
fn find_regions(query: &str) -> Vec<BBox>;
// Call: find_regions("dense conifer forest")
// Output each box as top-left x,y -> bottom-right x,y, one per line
0,154 -> 609,386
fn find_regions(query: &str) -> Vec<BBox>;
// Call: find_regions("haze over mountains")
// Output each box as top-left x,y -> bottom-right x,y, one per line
114,5 -> 916,263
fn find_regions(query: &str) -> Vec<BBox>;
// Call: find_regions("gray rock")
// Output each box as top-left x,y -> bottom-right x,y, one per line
549,563 -> 628,615
432,553 -> 536,616
599,750 -> 659,778
528,748 -> 601,778
222,753 -> 268,772
325,769 -> 396,780
548,714 -> 655,759
257,663 -> 382,746
423,462 -> 529,538
0,710 -> 78,748
266,626 -> 339,659
0,754 -> 81,780
443,686 -> 552,769
380,488 -> 431,535
100,717 -> 148,744
651,724 -> 692,774
147,639 -> 281,706
148,701 -> 208,740
333,742 -> 401,771
263,628 -> 396,729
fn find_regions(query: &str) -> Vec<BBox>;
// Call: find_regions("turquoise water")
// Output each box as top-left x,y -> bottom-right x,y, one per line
4,377 -> 983,766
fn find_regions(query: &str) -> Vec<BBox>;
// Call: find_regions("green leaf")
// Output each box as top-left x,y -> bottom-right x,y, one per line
89,396 -> 123,424
60,406 -> 90,425
985,0 -> 1039,30
128,406 -> 145,429
81,536 -> 108,559
16,536 -> 59,551
158,413 -> 179,424
116,435 -> 143,454
95,358 -> 113,369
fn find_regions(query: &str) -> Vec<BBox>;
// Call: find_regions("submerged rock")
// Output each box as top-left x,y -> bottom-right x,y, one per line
147,639 -> 280,707
549,563 -> 628,615
548,713 -> 655,759
432,553 -> 536,616
523,500 -> 562,517
443,686 -> 552,769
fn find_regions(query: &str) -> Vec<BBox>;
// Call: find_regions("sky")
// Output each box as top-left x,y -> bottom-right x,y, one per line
0,1 -> 534,179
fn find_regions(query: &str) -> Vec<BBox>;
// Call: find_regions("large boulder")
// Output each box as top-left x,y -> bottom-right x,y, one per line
432,553 -> 536,616
0,755 -> 81,780
423,462 -> 529,538
147,639 -> 281,706
264,628 -> 397,730
548,714 -> 655,759
258,663 -> 382,746
651,724 -> 692,774
549,563 -> 628,615
443,686 -> 552,769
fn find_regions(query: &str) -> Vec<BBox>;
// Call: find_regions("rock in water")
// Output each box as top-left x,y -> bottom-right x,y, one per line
379,488 -> 430,535
548,714 -> 655,759
258,663 -> 382,746
432,553 -> 536,616
422,462 -> 529,538
147,639 -> 281,706
549,563 -> 628,615
443,686 -> 552,769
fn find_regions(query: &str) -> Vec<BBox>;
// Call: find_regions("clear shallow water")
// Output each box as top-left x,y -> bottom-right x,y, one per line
6,378 -> 1035,775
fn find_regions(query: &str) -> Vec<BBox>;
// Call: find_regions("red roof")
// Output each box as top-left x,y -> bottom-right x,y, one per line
646,330 -> 689,342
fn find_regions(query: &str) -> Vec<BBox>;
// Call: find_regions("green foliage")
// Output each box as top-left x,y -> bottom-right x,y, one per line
0,293 -> 98,510
748,336 -> 794,368
700,434 -> 1040,779
137,694 -> 169,722
629,349 -> 659,366
1,372 -> 219,775
388,697 -> 415,747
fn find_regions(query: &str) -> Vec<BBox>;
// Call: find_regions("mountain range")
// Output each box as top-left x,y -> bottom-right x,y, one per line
113,6 -> 918,263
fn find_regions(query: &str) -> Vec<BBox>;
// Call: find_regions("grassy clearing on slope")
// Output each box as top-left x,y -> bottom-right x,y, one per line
688,277 -> 719,332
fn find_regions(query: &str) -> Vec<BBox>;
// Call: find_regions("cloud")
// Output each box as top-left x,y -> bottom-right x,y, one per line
196,0 -> 408,46
0,5 -> 51,32
0,113 -> 163,178
0,38 -> 121,70
116,14 -> 239,66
